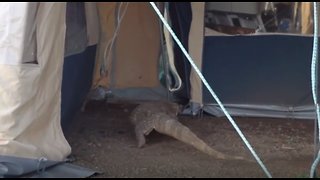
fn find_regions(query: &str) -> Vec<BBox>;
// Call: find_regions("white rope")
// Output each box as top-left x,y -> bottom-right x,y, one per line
163,4 -> 183,92
100,2 -> 129,77
310,2 -> 320,178
149,2 -> 272,178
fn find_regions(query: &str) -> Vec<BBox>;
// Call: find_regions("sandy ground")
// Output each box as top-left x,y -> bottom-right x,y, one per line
65,101 -> 320,178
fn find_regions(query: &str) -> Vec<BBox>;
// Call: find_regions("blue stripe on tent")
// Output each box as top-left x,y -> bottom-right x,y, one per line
61,45 -> 97,133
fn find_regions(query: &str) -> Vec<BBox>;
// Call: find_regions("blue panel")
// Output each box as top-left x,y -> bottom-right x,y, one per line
61,45 -> 96,132
202,35 -> 318,106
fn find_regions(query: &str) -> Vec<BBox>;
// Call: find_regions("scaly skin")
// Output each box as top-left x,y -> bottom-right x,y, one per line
130,101 -> 246,161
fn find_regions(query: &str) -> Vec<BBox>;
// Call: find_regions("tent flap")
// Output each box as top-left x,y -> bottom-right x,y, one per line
0,2 -> 71,171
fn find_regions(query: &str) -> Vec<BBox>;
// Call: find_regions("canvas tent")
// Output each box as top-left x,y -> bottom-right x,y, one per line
187,2 -> 319,120
0,2 -> 318,177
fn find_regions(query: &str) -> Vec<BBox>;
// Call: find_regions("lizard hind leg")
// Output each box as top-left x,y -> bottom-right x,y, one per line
135,126 -> 146,148
135,122 -> 158,148
137,135 -> 146,148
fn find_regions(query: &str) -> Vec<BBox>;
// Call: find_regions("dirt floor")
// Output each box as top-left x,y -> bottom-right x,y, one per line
65,101 -> 320,178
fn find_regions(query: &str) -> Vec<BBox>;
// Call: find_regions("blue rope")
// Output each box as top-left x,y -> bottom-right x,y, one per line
149,2 -> 272,178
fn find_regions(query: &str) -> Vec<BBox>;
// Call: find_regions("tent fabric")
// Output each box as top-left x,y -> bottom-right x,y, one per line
64,2 -> 88,57
61,45 -> 97,132
301,2 -> 314,34
30,162 -> 97,178
201,34 -> 317,119
21,3 -> 38,64
89,2 -> 171,101
93,2 -> 162,90
0,155 -> 96,178
0,3 -> 38,65
0,2 -> 99,177
91,2 -> 117,89
0,155 -> 58,177
185,2 -> 318,120
189,2 -> 205,105
1,2 -> 319,178
203,104 -> 316,119
63,2 -> 100,56
112,2 -> 161,89
162,3 -> 183,93
85,2 -> 100,46
61,2 -> 99,131
168,2 -> 192,105
0,2 -> 70,162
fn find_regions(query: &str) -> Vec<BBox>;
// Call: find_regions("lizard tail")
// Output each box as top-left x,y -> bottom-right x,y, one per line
156,119 -> 244,160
